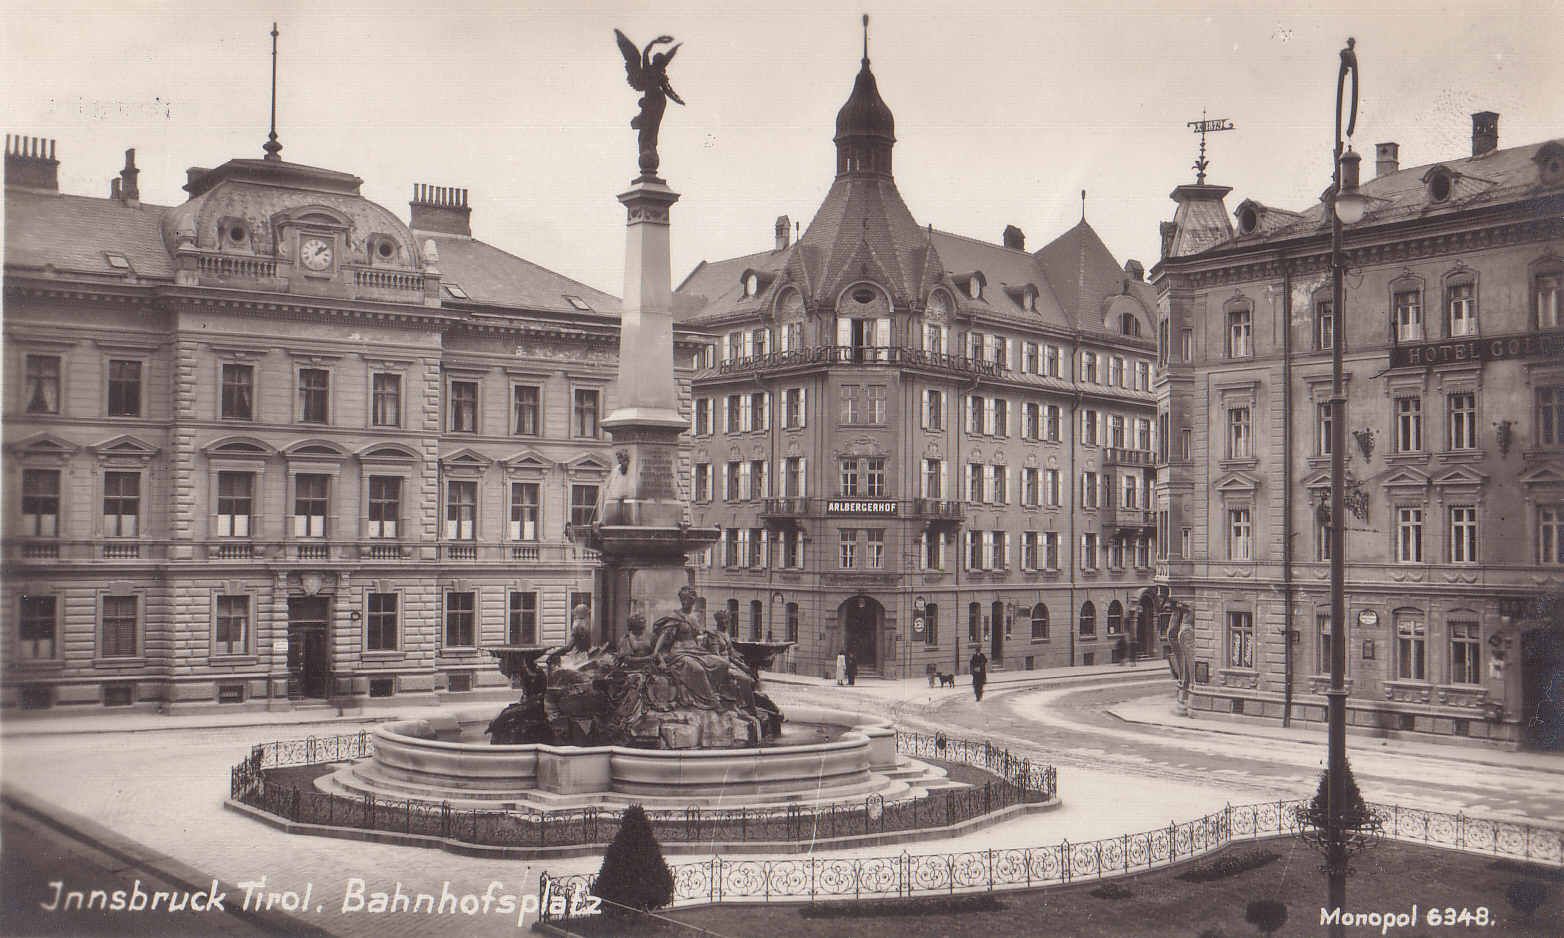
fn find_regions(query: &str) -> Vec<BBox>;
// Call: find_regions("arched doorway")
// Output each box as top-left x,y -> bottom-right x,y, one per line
991,600 -> 1006,663
1522,627 -> 1564,750
1137,589 -> 1158,659
839,595 -> 884,670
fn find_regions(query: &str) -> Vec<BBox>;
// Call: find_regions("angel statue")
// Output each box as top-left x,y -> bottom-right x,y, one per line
613,29 -> 685,177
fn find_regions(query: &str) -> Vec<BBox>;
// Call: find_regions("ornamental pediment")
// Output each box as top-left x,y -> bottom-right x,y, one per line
283,439 -> 349,461
356,442 -> 420,463
1213,471 -> 1260,494
8,432 -> 80,458
1518,460 -> 1564,487
440,448 -> 493,469
202,435 -> 275,457
1381,466 -> 1432,491
1431,466 -> 1487,489
503,450 -> 553,474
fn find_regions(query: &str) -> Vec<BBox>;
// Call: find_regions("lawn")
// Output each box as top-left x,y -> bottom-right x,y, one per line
611,840 -> 1562,938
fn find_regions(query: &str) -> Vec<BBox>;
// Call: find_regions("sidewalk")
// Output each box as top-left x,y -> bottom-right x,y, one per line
767,658 -> 1167,695
1106,695 -> 1564,774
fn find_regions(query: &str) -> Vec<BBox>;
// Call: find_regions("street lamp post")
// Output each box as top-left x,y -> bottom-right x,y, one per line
1323,36 -> 1370,938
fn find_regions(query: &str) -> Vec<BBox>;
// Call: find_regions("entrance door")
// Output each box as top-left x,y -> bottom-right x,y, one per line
991,600 -> 1006,663
287,597 -> 330,699
842,596 -> 882,669
1521,628 -> 1564,750
1137,591 -> 1158,658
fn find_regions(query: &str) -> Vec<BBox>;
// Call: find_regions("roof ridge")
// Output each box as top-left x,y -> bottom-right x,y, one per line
433,232 -> 615,300
929,226 -> 1032,256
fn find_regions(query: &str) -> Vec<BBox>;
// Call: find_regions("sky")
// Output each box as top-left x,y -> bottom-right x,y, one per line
4,0 -> 1562,297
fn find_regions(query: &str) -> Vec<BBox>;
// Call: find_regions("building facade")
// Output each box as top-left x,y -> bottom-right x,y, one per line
1152,113 -> 1564,747
2,135 -> 700,712
677,51 -> 1160,680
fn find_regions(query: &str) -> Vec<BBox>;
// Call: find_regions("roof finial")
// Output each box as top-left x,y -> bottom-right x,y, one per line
1081,189 -> 1087,221
862,14 -> 870,65
262,22 -> 282,161
1186,108 -> 1235,185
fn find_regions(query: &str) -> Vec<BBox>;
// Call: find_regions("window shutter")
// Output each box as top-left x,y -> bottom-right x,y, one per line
721,467 -> 730,501
760,528 -> 770,563
836,317 -> 852,347
762,392 -> 772,430
1005,467 -> 1014,505
800,386 -> 808,427
964,465 -> 973,502
876,317 -> 891,348
941,459 -> 950,499
799,457 -> 807,497
719,397 -> 729,432
921,391 -> 930,429
1099,411 -> 1106,444
1007,339 -> 1017,369
1003,531 -> 1012,569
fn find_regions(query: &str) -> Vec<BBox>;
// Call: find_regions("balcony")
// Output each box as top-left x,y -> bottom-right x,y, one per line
760,498 -> 813,525
1103,447 -> 1156,468
705,345 -> 1007,381
1100,507 -> 1156,533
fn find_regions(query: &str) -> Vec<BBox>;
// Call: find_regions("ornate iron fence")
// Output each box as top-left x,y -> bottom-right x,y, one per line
538,799 -> 1563,915
229,730 -> 1053,849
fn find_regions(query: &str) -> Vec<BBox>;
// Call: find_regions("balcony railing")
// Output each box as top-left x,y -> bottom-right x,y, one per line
196,254 -> 278,281
1103,447 -> 1156,467
1100,507 -> 1157,531
352,267 -> 426,294
709,345 -> 1007,380
760,497 -> 813,518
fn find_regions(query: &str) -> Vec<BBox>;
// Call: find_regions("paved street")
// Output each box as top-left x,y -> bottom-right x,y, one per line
1,666 -> 1559,938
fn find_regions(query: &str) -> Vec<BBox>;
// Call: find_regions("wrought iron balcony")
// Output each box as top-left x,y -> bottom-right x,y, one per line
1099,507 -> 1157,532
760,497 -> 813,519
1102,447 -> 1156,467
706,345 -> 1007,380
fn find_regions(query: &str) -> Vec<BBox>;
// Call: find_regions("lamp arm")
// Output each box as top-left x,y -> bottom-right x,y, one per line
1336,39 -> 1359,143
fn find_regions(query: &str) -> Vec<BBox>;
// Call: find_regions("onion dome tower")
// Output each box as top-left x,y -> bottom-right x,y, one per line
834,15 -> 896,179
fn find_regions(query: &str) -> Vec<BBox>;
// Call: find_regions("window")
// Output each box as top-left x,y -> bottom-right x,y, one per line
1135,418 -> 1152,452
1538,272 -> 1561,329
1023,468 -> 1040,507
924,322 -> 947,354
867,385 -> 887,424
784,388 -> 805,429
1317,402 -> 1334,456
1446,392 -> 1476,450
510,482 -> 540,541
371,373 -> 401,428
1181,527 -> 1192,559
993,338 -> 1009,370
839,458 -> 860,497
1079,601 -> 1096,638
1021,531 -> 1039,569
1081,351 -> 1098,383
1315,299 -> 1334,351
570,484 -> 599,527
1082,409 -> 1099,446
838,529 -> 859,568
922,458 -> 944,499
446,480 -> 477,540
921,602 -> 938,645
841,384 -> 862,425
508,592 -> 537,645
1024,342 -> 1040,373
1108,414 -> 1125,448
103,471 -> 140,537
23,354 -> 60,414
223,364 -> 255,420
1043,531 -> 1059,569
1316,510 -> 1332,562
1448,619 -> 1481,685
366,593 -> 398,650
1135,361 -> 1151,391
751,328 -> 769,358
572,389 -> 601,438
1030,603 -> 1049,640
1106,601 -> 1123,635
1109,356 -> 1126,387
215,472 -> 253,537
990,465 -> 1007,504
783,457 -> 806,497
1447,282 -> 1477,337
751,391 -> 770,431
1226,308 -> 1252,358
1229,507 -> 1252,561
923,388 -> 944,430
298,368 -> 329,424
725,461 -> 742,501
782,322 -> 804,351
864,458 -> 885,497
782,529 -> 805,568
215,595 -> 249,656
1315,610 -> 1335,674
1122,474 -> 1139,509
1045,345 -> 1061,377
992,398 -> 1009,437
1396,612 -> 1426,681
1449,506 -> 1477,564
293,474 -> 328,537
446,381 -> 477,432
18,595 -> 56,659
692,397 -> 711,436
786,602 -> 801,643
1022,402 -> 1039,441
1395,397 -> 1423,452
723,528 -> 739,567
966,530 -> 983,569
1081,532 -> 1099,570
1044,404 -> 1060,442
1180,329 -> 1193,362
1542,505 -> 1564,564
368,476 -> 400,538
1227,611 -> 1254,668
1135,533 -> 1150,568
1537,386 -> 1564,447
107,360 -> 142,417
101,594 -> 139,658
1394,290 -> 1423,343
1082,471 -> 1099,509
444,591 -> 476,648
866,529 -> 885,569
693,463 -> 711,502
1396,507 -> 1424,563
1227,407 -> 1252,459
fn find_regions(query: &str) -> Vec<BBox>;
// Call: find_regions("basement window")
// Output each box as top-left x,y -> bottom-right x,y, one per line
563,294 -> 592,311
447,672 -> 473,693
369,678 -> 394,698
104,685 -> 133,707
217,684 -> 245,704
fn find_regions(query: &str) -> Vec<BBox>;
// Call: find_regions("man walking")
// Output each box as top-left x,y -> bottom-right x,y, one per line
844,650 -> 858,686
969,649 -> 988,702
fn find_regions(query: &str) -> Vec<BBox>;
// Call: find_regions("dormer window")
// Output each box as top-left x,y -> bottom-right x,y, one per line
745,273 -> 760,298
968,277 -> 982,301
1237,205 -> 1258,235
1426,167 -> 1454,202
1535,142 -> 1564,187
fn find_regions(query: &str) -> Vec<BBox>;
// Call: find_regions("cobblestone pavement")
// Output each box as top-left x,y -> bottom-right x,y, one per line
1,672 -> 1558,938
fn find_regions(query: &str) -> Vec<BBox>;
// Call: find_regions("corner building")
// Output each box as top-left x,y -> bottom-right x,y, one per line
2,136 -> 701,711
678,52 -> 1160,679
1152,113 -> 1564,747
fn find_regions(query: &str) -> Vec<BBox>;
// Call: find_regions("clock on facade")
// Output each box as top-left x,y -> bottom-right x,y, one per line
300,237 -> 333,271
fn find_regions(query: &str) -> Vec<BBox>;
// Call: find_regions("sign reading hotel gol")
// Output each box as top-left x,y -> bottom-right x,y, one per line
1392,330 -> 1564,368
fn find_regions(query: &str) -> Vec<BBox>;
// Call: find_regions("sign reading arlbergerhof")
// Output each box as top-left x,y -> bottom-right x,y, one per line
1391,328 -> 1564,368
825,499 -> 900,516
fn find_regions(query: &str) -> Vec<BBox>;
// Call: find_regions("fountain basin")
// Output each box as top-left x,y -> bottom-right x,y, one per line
328,703 -> 904,808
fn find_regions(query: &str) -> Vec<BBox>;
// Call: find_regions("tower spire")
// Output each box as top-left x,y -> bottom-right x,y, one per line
862,14 -> 869,64
262,22 -> 282,161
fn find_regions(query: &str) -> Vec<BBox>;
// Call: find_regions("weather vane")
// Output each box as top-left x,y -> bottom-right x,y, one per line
1187,109 -> 1235,184
613,29 -> 685,179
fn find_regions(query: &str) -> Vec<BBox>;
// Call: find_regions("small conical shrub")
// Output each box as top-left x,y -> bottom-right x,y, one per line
1300,759 -> 1374,832
593,804 -> 674,916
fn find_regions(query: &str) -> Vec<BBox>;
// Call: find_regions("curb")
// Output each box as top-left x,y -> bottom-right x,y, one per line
0,787 -> 335,937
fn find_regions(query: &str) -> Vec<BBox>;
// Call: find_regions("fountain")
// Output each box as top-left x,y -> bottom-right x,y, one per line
318,29 -> 952,812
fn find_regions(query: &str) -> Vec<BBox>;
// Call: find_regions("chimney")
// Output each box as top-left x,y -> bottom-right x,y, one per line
1375,142 -> 1399,177
5,135 -> 59,191
1002,224 -> 1026,251
774,214 -> 791,251
1124,259 -> 1144,282
119,148 -> 140,204
409,184 -> 472,236
1472,111 -> 1499,156
185,167 -> 211,192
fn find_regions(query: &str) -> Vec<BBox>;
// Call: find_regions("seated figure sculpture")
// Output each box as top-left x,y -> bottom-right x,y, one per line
487,585 -> 783,749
